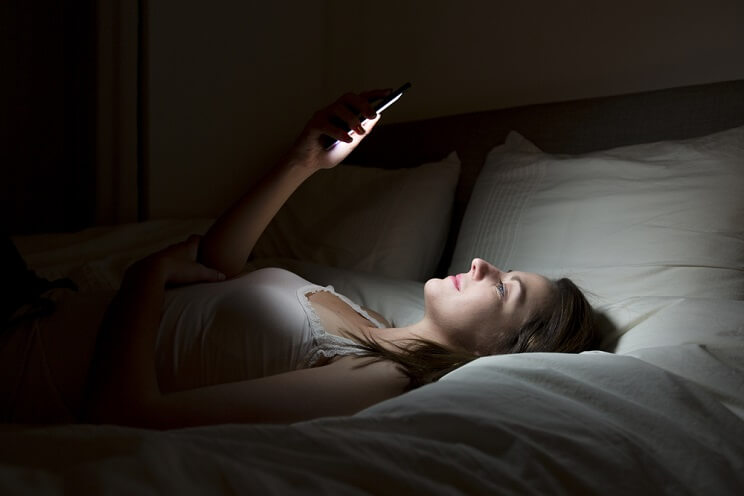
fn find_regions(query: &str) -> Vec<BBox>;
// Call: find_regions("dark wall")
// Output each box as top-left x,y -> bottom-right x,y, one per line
1,0 -> 97,234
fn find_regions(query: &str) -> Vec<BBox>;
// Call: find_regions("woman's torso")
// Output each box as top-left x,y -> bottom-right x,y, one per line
156,267 -> 386,392
1,268 -> 386,422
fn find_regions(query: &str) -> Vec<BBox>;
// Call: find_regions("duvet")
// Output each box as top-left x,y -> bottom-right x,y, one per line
1,346 -> 743,495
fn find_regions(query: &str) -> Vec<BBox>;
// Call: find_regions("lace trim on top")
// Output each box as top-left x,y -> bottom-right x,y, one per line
297,284 -> 385,368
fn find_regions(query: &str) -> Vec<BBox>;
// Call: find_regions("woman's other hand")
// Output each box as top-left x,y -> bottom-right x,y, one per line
285,89 -> 391,171
129,235 -> 226,287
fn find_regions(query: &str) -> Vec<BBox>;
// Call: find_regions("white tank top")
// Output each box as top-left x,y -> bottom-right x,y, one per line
155,268 -> 385,392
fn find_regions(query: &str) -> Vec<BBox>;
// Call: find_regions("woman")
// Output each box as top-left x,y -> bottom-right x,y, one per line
6,90 -> 599,428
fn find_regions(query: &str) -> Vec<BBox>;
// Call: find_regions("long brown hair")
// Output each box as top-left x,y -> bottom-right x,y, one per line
343,277 -> 599,390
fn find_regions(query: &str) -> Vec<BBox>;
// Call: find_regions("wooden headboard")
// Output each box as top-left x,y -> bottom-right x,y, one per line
347,79 -> 744,275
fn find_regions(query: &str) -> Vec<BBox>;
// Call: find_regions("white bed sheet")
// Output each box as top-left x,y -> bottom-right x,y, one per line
12,219 -> 214,291
1,349 -> 742,495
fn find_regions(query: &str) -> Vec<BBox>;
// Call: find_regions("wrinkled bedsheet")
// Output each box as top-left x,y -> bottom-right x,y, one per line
1,348 -> 742,495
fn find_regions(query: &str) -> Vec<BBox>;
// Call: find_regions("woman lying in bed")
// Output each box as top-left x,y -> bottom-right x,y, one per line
6,90 -> 599,428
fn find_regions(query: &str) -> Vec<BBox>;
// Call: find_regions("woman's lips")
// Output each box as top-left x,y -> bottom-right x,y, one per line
450,275 -> 460,290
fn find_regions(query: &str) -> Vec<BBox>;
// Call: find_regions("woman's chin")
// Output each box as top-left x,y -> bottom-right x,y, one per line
423,277 -> 444,294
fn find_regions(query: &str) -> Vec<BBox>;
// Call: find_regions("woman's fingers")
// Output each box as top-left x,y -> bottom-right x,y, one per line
339,92 -> 378,122
180,236 -> 225,281
309,89 -> 392,141
285,88 -> 390,171
314,111 -> 354,143
141,235 -> 226,285
185,263 -> 226,283
359,88 -> 393,104
156,234 -> 200,261
323,90 -> 389,138
165,258 -> 226,285
331,101 -> 364,135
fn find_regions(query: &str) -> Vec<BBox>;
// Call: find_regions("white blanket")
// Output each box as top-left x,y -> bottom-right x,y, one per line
1,348 -> 742,495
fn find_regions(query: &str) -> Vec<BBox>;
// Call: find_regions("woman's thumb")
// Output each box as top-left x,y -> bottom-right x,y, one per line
203,265 -> 226,282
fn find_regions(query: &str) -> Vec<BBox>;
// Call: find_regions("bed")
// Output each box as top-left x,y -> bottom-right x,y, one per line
3,80 -> 744,494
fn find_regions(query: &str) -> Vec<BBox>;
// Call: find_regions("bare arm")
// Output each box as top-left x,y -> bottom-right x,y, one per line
199,90 -> 390,278
105,355 -> 407,429
83,236 -> 223,421
83,236 -> 408,429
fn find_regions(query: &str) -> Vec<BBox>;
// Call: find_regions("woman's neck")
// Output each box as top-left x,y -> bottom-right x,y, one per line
360,318 -> 465,354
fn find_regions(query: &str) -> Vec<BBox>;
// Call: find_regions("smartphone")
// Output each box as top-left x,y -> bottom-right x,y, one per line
321,82 -> 412,150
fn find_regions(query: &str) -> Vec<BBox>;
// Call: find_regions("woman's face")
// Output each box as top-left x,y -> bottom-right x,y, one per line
423,258 -> 555,354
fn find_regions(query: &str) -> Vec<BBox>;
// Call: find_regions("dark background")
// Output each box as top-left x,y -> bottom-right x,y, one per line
2,1 -> 97,234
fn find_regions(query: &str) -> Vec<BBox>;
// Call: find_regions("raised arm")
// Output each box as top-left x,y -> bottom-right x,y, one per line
198,90 -> 390,278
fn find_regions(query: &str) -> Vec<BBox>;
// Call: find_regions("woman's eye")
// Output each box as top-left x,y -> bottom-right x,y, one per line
497,281 -> 506,298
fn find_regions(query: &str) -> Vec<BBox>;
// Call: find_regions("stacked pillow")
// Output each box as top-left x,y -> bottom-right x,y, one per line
448,127 -> 744,351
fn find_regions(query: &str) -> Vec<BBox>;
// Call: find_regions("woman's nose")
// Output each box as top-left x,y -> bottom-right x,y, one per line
471,258 -> 505,280
471,258 -> 492,279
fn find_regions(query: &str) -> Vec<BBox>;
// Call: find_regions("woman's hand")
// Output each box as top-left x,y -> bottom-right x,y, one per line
198,89 -> 391,279
129,235 -> 226,287
284,89 -> 392,171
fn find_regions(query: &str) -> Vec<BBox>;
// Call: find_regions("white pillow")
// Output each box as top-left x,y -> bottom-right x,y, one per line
597,296 -> 744,353
449,127 -> 744,303
253,154 -> 460,281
